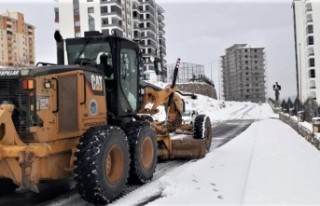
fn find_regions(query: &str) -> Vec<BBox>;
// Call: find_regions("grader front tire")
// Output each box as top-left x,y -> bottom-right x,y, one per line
193,115 -> 212,151
74,126 -> 130,205
124,121 -> 157,184
0,179 -> 17,195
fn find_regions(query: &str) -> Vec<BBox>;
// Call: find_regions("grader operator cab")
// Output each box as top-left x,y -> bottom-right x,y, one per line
0,31 -> 212,205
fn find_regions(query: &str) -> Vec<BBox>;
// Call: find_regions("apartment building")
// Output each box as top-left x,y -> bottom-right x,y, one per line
54,0 -> 166,77
0,12 -> 35,67
292,0 -> 320,103
221,44 -> 266,103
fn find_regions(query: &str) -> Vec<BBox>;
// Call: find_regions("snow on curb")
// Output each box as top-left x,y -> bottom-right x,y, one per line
279,112 -> 320,150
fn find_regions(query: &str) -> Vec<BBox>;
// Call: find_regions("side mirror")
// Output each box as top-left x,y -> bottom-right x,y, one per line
154,57 -> 162,75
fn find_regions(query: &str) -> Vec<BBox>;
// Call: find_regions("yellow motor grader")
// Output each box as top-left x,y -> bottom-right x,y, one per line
0,31 -> 212,205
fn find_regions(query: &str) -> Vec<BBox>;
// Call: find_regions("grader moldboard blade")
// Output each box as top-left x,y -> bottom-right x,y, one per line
147,58 -> 213,160
170,138 -> 207,159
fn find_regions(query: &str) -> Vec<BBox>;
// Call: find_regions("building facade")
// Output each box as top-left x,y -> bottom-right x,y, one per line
221,44 -> 266,103
292,0 -> 320,103
0,12 -> 35,67
54,0 -> 166,77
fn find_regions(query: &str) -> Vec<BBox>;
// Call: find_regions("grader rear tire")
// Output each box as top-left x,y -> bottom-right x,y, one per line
124,121 -> 157,184
74,126 -> 130,205
193,115 -> 212,151
0,179 -> 17,195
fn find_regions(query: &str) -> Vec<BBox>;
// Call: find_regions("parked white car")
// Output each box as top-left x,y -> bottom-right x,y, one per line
182,110 -> 199,124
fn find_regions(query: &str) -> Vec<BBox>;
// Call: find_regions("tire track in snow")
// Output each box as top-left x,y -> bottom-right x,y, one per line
240,105 -> 256,119
228,105 -> 248,118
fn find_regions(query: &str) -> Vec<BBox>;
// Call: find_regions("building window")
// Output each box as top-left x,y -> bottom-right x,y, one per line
54,7 -> 59,23
309,69 -> 315,78
307,25 -> 313,34
102,18 -> 108,25
88,7 -> 94,13
308,36 -> 314,45
309,58 -> 315,67
101,6 -> 108,13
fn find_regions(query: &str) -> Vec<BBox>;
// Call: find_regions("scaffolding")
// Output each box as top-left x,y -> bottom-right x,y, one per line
167,62 -> 205,83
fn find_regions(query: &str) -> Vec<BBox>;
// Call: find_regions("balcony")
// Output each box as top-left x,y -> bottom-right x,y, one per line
157,5 -> 165,14
141,32 -> 156,39
101,0 -> 121,7
144,5 -> 155,16
141,23 -> 156,33
141,0 -> 155,9
310,80 -> 316,89
159,28 -> 165,35
305,13 -> 313,24
158,21 -> 165,28
102,18 -> 122,27
308,47 -> 314,56
160,45 -> 166,54
158,13 -> 164,21
101,5 -> 122,17
305,2 -> 312,14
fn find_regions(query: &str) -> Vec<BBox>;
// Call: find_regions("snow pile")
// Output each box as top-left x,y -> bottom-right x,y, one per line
183,93 -> 277,122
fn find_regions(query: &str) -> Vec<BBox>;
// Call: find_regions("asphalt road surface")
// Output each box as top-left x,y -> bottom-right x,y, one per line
0,119 -> 253,206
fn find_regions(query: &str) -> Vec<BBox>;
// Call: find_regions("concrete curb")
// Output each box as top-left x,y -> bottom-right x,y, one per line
279,112 -> 320,150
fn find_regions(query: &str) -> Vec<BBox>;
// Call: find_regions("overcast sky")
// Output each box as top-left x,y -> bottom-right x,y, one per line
0,0 -> 296,100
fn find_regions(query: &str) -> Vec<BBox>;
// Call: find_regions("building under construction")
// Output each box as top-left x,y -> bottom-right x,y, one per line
167,62 -> 205,83
221,44 -> 266,103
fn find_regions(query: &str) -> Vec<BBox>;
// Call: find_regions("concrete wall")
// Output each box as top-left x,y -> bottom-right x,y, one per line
176,82 -> 217,99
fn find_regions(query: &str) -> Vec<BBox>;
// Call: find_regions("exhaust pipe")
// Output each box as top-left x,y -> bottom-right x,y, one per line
54,30 -> 65,65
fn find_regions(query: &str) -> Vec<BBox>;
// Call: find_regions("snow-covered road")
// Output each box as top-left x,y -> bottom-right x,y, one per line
3,98 -> 320,206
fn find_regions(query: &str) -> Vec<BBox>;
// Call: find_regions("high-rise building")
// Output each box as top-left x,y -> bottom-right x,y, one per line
0,12 -> 35,67
292,0 -> 319,103
54,0 -> 166,77
221,44 -> 266,103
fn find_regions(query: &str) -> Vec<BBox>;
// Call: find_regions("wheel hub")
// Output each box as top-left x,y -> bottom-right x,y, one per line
140,136 -> 154,170
105,144 -> 124,184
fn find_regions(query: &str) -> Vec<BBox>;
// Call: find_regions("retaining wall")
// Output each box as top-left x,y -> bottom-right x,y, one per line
176,83 -> 217,99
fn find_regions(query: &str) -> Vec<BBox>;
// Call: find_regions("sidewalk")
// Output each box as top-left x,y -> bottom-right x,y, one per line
241,118 -> 320,205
